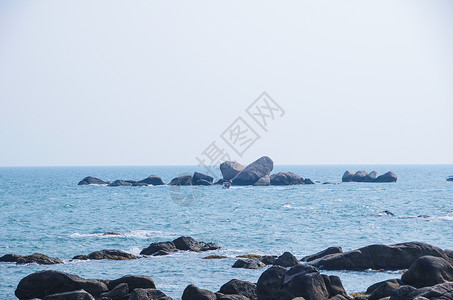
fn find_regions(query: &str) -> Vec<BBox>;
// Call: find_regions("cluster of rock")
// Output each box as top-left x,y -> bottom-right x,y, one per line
232,252 -> 301,269
78,175 -> 165,186
342,171 -> 397,183
0,253 -> 63,265
140,236 -> 220,256
14,270 -> 170,300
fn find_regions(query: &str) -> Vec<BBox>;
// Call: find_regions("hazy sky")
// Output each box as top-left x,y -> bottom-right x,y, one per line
0,1 -> 452,166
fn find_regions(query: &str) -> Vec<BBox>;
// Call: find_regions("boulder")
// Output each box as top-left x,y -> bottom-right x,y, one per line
310,242 -> 451,270
16,253 -> 63,265
173,236 -> 201,251
351,171 -> 368,182
15,270 -> 108,299
138,175 -> 165,185
129,288 -> 172,300
77,176 -> 108,185
220,161 -> 245,180
232,156 -> 273,186
321,275 -> 349,299
140,242 -> 176,255
254,175 -> 270,186
342,171 -> 354,182
232,259 -> 266,269
390,282 -> 453,300
364,171 -> 377,182
73,250 -> 136,261
282,264 -> 329,300
366,279 -> 401,300
42,289 -> 95,300
182,284 -> 216,300
199,242 -> 221,251
301,247 -> 343,263
192,172 -> 214,185
215,293 -> 250,300
100,283 -> 129,299
260,255 -> 277,265
107,275 -> 156,291
169,175 -> 193,186
0,253 -> 22,262
108,180 -> 135,187
219,279 -> 257,300
375,171 -> 397,183
401,255 -> 453,288
256,266 -> 289,300
270,172 -> 304,185
274,252 -> 300,268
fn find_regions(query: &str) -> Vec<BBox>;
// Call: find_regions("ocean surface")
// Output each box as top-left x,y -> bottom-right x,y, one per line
0,165 -> 452,299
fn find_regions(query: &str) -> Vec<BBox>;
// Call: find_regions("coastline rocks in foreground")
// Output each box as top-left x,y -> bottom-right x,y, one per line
274,252 -> 300,268
232,156 -> 273,186
72,249 -> 137,261
390,282 -> 453,300
342,170 -> 397,183
220,161 -> 245,180
77,176 -> 109,185
401,255 -> 453,288
140,236 -> 220,256
0,253 -> 62,265
310,241 -> 450,270
219,279 -> 257,300
182,284 -> 216,300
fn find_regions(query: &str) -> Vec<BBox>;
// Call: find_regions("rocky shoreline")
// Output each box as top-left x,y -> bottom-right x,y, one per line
5,240 -> 453,299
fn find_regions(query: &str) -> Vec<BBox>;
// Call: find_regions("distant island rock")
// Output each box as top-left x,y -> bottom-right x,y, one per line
342,170 -> 397,183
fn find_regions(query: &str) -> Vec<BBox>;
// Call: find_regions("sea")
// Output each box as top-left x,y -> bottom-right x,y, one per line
0,165 -> 452,299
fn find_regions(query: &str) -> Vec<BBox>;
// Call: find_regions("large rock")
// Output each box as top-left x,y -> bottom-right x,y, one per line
364,171 -> 377,182
282,264 -> 329,300
72,249 -> 136,260
140,242 -> 176,255
77,176 -> 108,185
219,279 -> 257,299
107,275 -> 156,291
366,279 -> 401,300
100,283 -> 129,299
270,172 -> 305,185
220,161 -> 245,180
232,156 -> 273,186
216,293 -> 249,300
351,171 -> 368,182
192,172 -> 214,185
390,282 -> 453,300
129,288 -> 172,300
375,171 -> 397,183
401,255 -> 453,288
0,253 -> 23,262
310,242 -> 450,270
42,290 -> 95,300
169,175 -> 193,186
173,236 -> 201,251
274,252 -> 300,267
233,258 -> 266,269
15,270 -> 108,299
138,175 -> 165,185
341,171 -> 354,182
301,247 -> 343,263
16,253 -> 63,265
321,275 -> 349,299
182,284 -> 216,300
254,175 -> 270,186
256,266 -> 289,300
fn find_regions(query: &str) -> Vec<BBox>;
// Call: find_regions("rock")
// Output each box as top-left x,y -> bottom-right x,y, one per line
389,285 -> 418,300
366,279 -> 401,300
100,283 -> 129,299
232,259 -> 266,269
78,176 -> 108,185
364,171 -> 377,182
283,264 -> 329,300
445,249 -> 453,260
219,279 -> 257,300
132,182 -> 149,186
270,172 -> 304,185
173,236 -> 201,251
401,255 -> 453,288
220,161 -> 246,180
73,250 -> 136,261
202,255 -> 227,259
15,270 -> 108,299
379,211 -> 395,216
107,275 -> 156,291
0,253 -> 22,262
214,179 -> 230,185
274,252 -> 300,268
256,266 -> 289,299
129,288 -> 172,300
199,243 -> 221,251
351,171 -> 368,182
42,290 -> 95,300
169,175 -> 193,186
215,293 -> 250,300
140,242 -> 176,255
192,172 -> 214,185
389,282 -> 453,300
182,284 -> 216,300
108,180 -> 135,187
321,275 -> 349,299
260,255 -> 277,265
16,253 -> 63,265
152,250 -> 171,256
304,178 -> 315,184
375,171 -> 397,183
310,242 -> 451,270
138,175 -> 165,185
342,171 -> 354,182
232,156 -> 273,186
254,175 -> 271,186
301,247 -> 343,263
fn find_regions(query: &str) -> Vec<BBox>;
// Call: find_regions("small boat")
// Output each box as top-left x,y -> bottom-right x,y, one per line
223,180 -> 232,189
447,176 -> 453,182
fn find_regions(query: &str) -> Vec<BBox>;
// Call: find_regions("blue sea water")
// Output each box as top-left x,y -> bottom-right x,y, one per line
0,165 -> 452,299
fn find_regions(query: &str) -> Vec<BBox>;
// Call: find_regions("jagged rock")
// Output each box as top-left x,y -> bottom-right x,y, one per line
270,172 -> 304,185
401,255 -> 453,288
254,175 -> 270,186
274,252 -> 300,268
73,250 -> 136,261
219,279 -> 256,300
173,236 -> 201,251
220,161 -> 245,180
301,247 -> 343,263
138,175 -> 165,185
169,175 -> 193,186
16,253 -> 63,265
375,171 -> 397,183
140,242 -> 176,255
129,288 -> 172,300
42,289 -> 95,300
0,253 -> 22,262
192,172 -> 214,185
78,177 -> 108,185
182,284 -> 216,300
232,156 -> 273,186
390,282 -> 453,300
232,259 -> 266,269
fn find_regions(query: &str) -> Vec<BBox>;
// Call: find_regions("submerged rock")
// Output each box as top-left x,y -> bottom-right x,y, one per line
77,176 -> 108,185
232,156 -> 273,186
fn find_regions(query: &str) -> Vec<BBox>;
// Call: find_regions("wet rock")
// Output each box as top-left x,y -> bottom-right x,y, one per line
254,175 -> 270,186
42,289 -> 95,300
78,176 -> 108,185
182,284 -> 216,300
169,175 -> 193,186
16,253 -> 63,265
219,279 -> 257,300
401,255 -> 453,288
73,250 -> 136,261
138,175 -> 165,185
379,211 -> 395,216
0,253 -> 22,262
274,252 -> 300,268
270,172 -> 304,185
129,288 -> 172,300
220,161 -> 245,180
375,171 -> 397,183
232,259 -> 266,269
351,171 -> 368,182
342,171 -> 355,182
366,279 -> 401,300
140,242 -> 176,255
107,275 -> 156,291
173,236 -> 201,251
232,156 -> 273,186
301,247 -> 343,263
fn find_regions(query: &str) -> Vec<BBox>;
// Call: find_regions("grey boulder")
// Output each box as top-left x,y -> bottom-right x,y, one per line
232,156 -> 273,186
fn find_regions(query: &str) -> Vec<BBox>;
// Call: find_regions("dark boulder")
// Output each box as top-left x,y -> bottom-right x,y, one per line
173,236 -> 201,251
254,175 -> 270,186
73,250 -> 136,261
140,242 -> 176,255
260,255 -> 277,265
108,180 -> 135,187
100,283 -> 129,299
78,176 -> 108,185
129,288 -> 172,300
182,284 -> 216,300
310,242 -> 450,270
364,171 -> 377,182
282,264 -> 329,300
220,161 -> 245,180
199,242 -> 221,252
401,255 -> 453,288
15,270 -> 108,299
107,275 -> 156,291
232,156 -> 273,186
445,249 -> 453,260
390,282 -> 453,300
304,178 -> 315,184
192,172 -> 214,185
42,290 -> 95,300
301,247 -> 343,263
219,279 -> 257,299
256,266 -> 289,300
270,172 -> 304,185
375,171 -> 397,183
232,259 -> 266,269
342,171 -> 354,182
274,252 -> 300,268
0,253 -> 22,262
138,175 -> 165,185
16,253 -> 63,265
351,171 -> 368,182
169,175 -> 193,186
321,275 -> 349,299
215,293 -> 249,300
366,279 -> 401,300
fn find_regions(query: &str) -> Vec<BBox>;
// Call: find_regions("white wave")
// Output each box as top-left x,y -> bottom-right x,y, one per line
70,230 -> 165,239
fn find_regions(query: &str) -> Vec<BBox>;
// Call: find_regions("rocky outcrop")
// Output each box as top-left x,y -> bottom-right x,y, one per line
192,172 -> 214,185
108,180 -> 136,187
365,279 -> 402,300
401,255 -> 453,288
270,172 -> 304,185
77,176 -> 108,185
220,161 -> 245,180
342,170 -> 397,183
310,242 -> 450,270
364,171 -> 377,182
15,253 -> 63,265
351,170 -> 368,182
140,241 -> 177,256
232,156 -> 273,186
72,249 -> 136,261
138,175 -> 165,185
375,171 -> 398,183
129,288 -> 172,300
173,236 -> 202,251
140,237 -> 220,256
341,171 -> 355,182
301,247 -> 343,263
169,175 -> 193,186
0,253 -> 23,262
182,284 -> 216,300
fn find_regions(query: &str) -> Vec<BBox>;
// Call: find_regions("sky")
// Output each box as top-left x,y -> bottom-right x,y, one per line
0,0 -> 452,166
